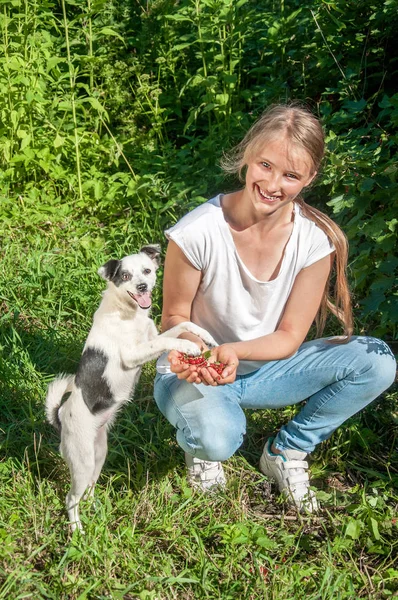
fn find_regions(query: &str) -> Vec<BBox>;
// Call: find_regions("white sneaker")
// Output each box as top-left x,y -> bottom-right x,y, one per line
185,453 -> 227,491
259,438 -> 318,512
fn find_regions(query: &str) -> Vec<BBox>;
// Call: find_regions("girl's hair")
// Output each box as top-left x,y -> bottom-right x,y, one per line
221,103 -> 353,340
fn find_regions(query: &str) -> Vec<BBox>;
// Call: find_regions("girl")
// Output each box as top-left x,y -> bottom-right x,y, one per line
154,104 -> 396,512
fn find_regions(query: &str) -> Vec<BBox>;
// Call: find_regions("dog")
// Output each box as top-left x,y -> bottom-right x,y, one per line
45,244 -> 216,531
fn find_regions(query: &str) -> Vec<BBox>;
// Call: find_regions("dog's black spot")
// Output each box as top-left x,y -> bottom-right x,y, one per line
105,264 -> 131,288
112,270 -> 131,287
140,244 -> 161,265
101,259 -> 121,283
75,348 -> 114,414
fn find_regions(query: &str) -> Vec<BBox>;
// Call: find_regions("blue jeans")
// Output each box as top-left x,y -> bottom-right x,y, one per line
154,336 -> 396,459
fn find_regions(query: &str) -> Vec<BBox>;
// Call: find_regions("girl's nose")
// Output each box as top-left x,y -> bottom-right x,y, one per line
266,172 -> 281,193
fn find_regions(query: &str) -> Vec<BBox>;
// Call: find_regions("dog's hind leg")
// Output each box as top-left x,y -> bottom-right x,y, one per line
84,425 -> 108,502
64,437 -> 96,532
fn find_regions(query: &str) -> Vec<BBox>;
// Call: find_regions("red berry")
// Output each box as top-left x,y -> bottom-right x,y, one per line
178,353 -> 230,379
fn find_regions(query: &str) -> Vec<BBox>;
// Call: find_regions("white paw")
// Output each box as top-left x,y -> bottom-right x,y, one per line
175,340 -> 201,356
198,331 -> 217,348
185,324 -> 218,348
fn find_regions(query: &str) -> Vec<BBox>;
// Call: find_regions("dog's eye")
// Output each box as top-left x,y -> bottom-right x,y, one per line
143,268 -> 151,275
121,273 -> 131,281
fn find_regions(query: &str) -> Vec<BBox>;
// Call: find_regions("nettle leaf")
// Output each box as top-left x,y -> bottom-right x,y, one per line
222,73 -> 237,85
20,135 -> 31,150
173,42 -> 193,52
379,95 -> 391,109
342,98 -> 367,113
54,134 -> 65,148
326,194 -> 346,213
256,535 -> 278,550
215,93 -> 229,106
165,14 -> 193,23
47,57 -> 66,71
345,519 -> 362,540
379,257 -> 398,274
360,290 -> 386,313
202,103 -> 215,114
359,178 -> 375,192
85,97 -> 108,117
10,110 -> 18,128
368,517 -> 381,541
96,27 -> 125,42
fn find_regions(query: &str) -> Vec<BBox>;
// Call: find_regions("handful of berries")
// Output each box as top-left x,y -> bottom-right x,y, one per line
178,350 -> 228,377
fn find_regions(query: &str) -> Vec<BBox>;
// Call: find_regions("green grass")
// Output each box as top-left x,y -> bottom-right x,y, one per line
0,215 -> 397,600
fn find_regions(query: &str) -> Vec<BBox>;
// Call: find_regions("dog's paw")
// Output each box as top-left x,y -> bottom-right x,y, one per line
173,340 -> 201,356
178,322 -> 218,348
189,326 -> 218,348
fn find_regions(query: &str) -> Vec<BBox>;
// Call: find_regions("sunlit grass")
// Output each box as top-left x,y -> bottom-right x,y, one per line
0,221 -> 397,599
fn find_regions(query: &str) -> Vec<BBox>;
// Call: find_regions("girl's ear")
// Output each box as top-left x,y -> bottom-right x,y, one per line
305,170 -> 318,187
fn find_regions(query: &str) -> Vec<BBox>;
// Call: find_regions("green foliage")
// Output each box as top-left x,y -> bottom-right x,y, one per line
1,0 -> 397,337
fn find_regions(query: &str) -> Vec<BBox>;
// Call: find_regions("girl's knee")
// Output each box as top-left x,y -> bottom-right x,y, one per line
197,431 -> 244,462
352,336 -> 396,392
184,409 -> 246,462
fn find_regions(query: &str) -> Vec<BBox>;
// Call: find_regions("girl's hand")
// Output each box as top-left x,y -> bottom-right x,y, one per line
168,349 -> 203,384
199,345 -> 239,386
167,345 -> 239,385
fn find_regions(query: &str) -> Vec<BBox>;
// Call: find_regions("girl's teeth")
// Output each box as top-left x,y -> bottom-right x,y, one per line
258,187 -> 277,200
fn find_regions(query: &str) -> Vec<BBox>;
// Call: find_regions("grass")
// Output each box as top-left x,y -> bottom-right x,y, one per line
0,211 -> 397,600
0,211 -> 398,600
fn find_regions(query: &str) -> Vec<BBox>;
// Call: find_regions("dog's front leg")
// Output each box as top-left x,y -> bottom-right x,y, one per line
160,322 -> 218,348
121,337 -> 201,369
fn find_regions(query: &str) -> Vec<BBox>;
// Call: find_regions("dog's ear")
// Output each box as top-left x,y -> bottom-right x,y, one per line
140,244 -> 161,266
98,259 -> 121,281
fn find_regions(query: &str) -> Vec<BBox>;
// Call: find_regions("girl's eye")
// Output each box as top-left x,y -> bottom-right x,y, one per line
143,268 -> 151,275
261,162 -> 271,169
122,273 -> 131,281
286,173 -> 298,180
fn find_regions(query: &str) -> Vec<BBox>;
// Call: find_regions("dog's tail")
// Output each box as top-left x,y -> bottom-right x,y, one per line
45,375 -> 75,432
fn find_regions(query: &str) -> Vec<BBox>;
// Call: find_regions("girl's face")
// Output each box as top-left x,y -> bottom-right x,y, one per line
243,137 -> 316,217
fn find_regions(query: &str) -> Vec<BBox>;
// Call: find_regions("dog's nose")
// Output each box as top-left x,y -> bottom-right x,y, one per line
136,283 -> 148,293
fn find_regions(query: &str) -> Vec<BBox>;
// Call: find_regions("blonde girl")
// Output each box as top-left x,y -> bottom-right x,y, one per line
154,104 -> 396,511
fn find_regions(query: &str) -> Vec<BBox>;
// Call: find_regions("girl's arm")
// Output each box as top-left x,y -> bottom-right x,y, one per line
161,240 -> 215,384
161,240 -> 203,339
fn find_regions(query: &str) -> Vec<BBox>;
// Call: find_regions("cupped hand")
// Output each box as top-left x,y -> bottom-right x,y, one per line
167,345 -> 239,386
168,349 -> 203,384
199,344 -> 239,386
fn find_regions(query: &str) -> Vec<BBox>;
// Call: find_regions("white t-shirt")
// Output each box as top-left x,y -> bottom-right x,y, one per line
157,194 -> 334,375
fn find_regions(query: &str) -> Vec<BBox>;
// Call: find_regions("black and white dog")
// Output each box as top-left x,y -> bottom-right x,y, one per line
46,244 -> 215,531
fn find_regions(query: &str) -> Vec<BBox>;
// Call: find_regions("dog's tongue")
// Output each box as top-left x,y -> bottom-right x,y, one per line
135,292 -> 151,309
